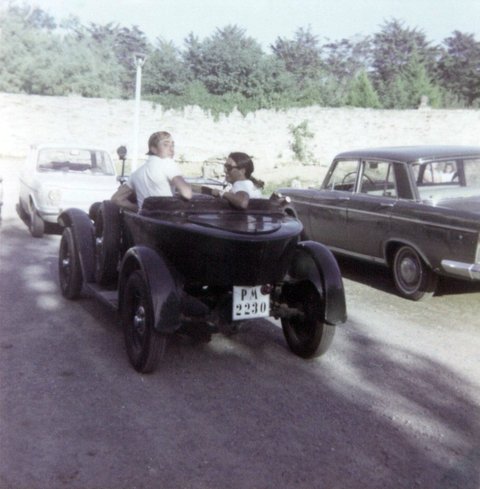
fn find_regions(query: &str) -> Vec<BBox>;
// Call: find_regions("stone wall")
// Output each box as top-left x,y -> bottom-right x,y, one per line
1,92 -> 479,185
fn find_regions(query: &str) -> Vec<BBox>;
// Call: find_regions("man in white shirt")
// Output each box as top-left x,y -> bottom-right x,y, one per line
111,131 -> 192,211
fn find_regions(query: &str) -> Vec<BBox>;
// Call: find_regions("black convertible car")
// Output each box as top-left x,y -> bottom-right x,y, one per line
279,146 -> 480,300
57,194 -> 346,373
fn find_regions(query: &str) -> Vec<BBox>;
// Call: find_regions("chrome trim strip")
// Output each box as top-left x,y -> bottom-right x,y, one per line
441,260 -> 480,280
328,245 -> 388,265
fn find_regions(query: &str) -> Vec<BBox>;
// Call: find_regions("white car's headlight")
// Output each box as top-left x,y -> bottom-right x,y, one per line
47,189 -> 62,205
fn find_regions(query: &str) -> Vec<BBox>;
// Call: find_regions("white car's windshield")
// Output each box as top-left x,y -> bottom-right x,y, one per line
37,148 -> 115,176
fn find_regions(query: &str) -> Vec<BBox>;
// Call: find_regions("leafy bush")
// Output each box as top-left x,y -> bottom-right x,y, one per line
288,120 -> 315,164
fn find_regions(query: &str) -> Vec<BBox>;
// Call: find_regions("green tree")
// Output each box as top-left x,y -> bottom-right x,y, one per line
0,8 -> 61,94
271,27 -> 324,88
85,23 -> 149,96
143,39 -> 189,96
3,3 -> 56,29
402,51 -> 442,107
371,19 -> 438,102
0,5 -> 124,97
346,71 -> 381,108
57,35 -> 124,98
183,25 -> 265,97
321,36 -> 372,101
437,31 -> 480,105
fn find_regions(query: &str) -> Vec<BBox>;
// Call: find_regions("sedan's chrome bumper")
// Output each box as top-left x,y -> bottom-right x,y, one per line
441,260 -> 480,280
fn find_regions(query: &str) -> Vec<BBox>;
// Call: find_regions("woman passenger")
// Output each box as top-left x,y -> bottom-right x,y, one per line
212,152 -> 264,209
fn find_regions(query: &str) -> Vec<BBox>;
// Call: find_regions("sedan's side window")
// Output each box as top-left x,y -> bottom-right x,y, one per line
360,161 -> 397,198
323,160 -> 359,192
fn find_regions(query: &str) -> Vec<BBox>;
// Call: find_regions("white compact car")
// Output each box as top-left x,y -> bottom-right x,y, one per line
19,144 -> 120,237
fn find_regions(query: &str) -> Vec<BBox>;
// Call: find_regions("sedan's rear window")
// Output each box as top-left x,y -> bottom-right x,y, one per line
464,158 -> 480,187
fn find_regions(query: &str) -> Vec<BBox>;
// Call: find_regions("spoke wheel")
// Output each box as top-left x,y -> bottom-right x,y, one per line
392,245 -> 437,301
58,227 -> 83,299
122,271 -> 167,373
281,282 -> 335,358
94,202 -> 120,285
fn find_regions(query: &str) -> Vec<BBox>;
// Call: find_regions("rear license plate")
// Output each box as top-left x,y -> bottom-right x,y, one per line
233,285 -> 270,320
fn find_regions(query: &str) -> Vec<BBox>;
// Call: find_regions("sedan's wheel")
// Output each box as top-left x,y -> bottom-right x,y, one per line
29,206 -> 44,238
392,245 -> 438,301
121,271 -> 167,373
94,201 -> 120,285
281,282 -> 335,358
58,227 -> 83,299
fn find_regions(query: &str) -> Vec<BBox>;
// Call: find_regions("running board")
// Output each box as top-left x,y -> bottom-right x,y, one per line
84,282 -> 119,310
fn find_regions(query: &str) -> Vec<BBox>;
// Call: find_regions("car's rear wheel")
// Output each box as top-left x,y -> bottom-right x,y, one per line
121,270 -> 167,373
281,281 -> 335,358
29,204 -> 44,238
58,227 -> 83,299
392,245 -> 438,301
94,201 -> 120,285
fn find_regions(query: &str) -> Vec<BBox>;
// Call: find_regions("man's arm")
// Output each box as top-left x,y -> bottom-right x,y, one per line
172,175 -> 192,200
111,184 -> 139,212
211,189 -> 249,209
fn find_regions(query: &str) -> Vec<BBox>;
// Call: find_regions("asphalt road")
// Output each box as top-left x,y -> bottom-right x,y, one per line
1,168 -> 480,489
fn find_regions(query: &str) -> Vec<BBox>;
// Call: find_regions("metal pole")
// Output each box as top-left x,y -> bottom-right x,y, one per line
131,54 -> 145,172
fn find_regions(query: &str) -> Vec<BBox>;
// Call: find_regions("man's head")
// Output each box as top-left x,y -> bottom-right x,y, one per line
147,131 -> 174,159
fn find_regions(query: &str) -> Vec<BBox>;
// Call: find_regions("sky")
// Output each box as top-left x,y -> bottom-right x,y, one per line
13,0 -> 480,48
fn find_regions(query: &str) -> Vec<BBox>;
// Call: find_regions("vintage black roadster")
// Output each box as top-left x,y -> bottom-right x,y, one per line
57,194 -> 347,373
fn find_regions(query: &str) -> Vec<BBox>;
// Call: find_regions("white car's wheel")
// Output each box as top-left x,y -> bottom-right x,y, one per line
29,204 -> 44,238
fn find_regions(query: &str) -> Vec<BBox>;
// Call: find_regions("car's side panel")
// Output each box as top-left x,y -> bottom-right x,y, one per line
389,201 -> 480,272
294,190 -> 351,247
346,194 -> 394,260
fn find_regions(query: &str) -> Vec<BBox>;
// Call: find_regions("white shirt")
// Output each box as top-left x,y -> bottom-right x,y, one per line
127,155 -> 181,208
231,179 -> 262,198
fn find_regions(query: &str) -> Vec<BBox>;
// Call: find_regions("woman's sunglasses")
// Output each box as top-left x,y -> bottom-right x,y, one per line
224,163 -> 240,172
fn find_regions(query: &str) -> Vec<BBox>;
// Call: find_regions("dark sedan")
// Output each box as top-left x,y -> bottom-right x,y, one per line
280,146 -> 480,300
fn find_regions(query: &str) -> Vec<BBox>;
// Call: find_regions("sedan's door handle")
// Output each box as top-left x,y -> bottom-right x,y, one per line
380,202 -> 394,208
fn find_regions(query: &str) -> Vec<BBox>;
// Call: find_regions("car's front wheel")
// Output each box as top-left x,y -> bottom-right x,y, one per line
29,204 -> 44,238
58,227 -> 83,299
281,281 -> 335,358
392,245 -> 438,301
121,270 -> 168,373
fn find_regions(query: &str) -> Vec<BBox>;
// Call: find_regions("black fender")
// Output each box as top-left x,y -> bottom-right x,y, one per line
58,208 -> 95,283
118,246 -> 182,334
286,240 -> 347,325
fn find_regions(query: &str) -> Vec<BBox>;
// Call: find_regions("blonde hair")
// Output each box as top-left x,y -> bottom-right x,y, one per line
147,131 -> 172,155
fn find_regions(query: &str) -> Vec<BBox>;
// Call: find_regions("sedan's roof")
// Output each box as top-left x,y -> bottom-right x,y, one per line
334,145 -> 480,163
